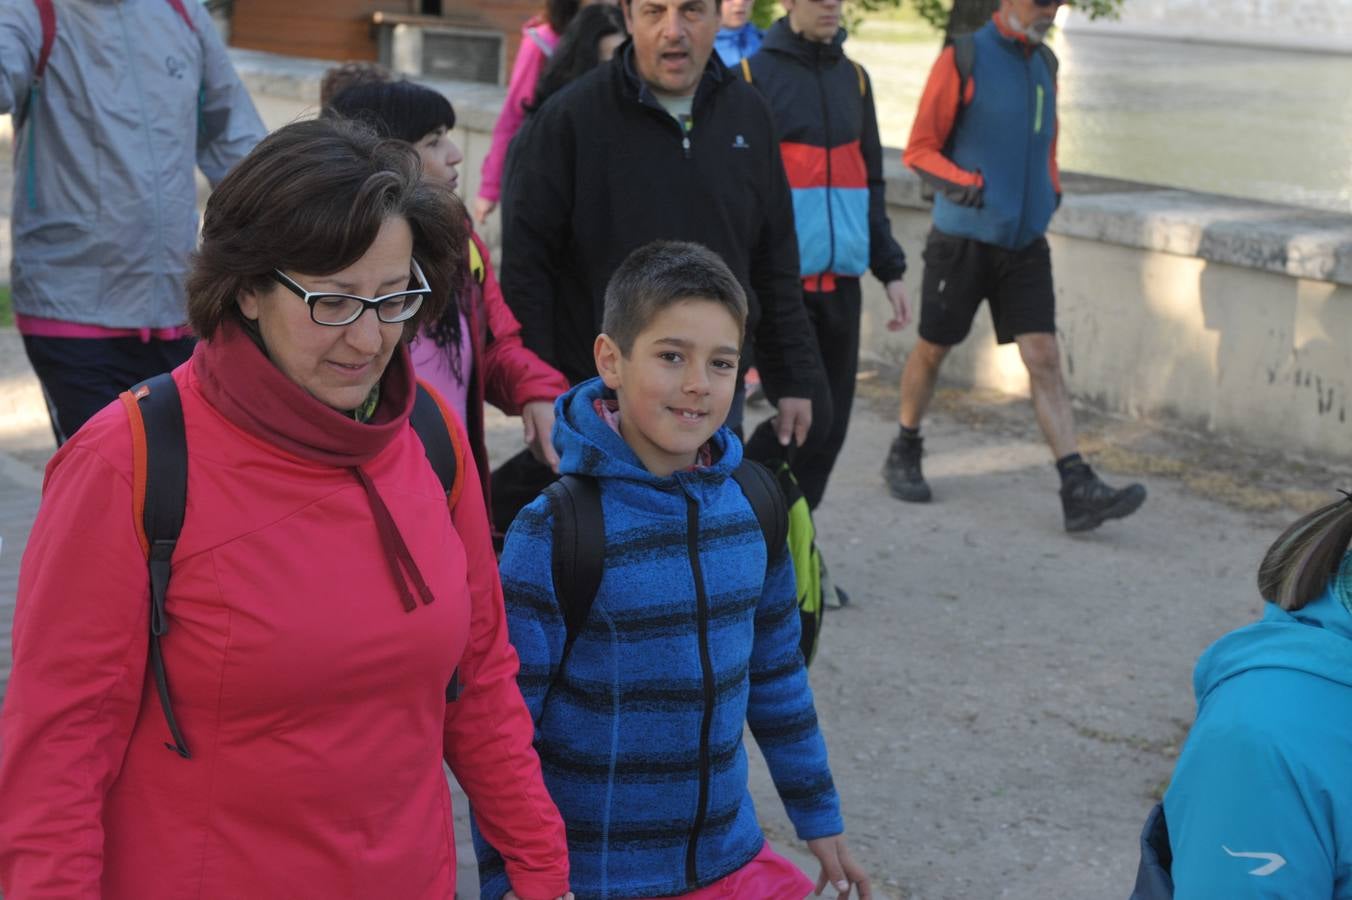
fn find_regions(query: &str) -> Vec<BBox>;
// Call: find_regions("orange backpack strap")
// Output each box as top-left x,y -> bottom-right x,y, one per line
739,57 -> 752,84
119,389 -> 152,558
411,381 -> 467,510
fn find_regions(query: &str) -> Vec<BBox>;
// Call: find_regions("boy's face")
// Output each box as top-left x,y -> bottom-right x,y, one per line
595,298 -> 741,477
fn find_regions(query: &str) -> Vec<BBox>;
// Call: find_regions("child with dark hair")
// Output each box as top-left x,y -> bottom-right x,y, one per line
527,4 -> 627,112
478,241 -> 870,899
473,0 -> 618,224
1137,496 -> 1352,898
326,80 -> 569,535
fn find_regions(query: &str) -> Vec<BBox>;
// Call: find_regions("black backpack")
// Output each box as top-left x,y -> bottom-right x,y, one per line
120,372 -> 466,760
541,459 -> 801,667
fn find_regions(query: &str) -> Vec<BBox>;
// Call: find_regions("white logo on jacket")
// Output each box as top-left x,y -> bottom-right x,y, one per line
1222,846 -> 1287,877
731,134 -> 750,150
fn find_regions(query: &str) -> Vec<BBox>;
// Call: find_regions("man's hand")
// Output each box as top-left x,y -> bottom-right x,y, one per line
521,399 -> 560,473
775,396 -> 813,447
473,196 -> 498,225
884,279 -> 911,332
503,892 -> 574,900
807,835 -> 871,898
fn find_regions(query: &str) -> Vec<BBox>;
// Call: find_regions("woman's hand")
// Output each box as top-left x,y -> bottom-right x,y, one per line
521,399 -> 560,473
808,834 -> 871,898
474,196 -> 498,225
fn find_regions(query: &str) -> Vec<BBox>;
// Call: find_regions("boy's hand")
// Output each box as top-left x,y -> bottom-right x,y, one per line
884,279 -> 911,332
808,835 -> 871,899
521,400 -> 561,473
775,396 -> 813,447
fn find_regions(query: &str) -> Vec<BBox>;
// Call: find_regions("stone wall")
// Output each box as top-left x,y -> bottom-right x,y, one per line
77,50 -> 1352,462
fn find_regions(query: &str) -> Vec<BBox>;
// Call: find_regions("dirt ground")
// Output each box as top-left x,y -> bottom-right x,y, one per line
471,367 -> 1342,900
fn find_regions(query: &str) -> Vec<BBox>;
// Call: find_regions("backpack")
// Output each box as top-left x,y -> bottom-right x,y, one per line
542,456 -> 827,669
918,33 -> 1059,203
118,372 -> 468,759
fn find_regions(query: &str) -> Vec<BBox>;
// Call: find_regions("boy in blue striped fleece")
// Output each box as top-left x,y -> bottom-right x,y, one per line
475,241 -> 869,900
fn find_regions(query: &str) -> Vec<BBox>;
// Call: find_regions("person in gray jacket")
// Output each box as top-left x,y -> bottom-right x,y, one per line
0,0 -> 265,444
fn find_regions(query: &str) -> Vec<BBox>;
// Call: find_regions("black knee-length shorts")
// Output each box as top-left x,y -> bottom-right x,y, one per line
917,228 -> 1056,346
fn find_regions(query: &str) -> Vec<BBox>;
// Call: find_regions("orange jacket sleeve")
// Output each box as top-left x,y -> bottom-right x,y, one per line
903,46 -> 984,206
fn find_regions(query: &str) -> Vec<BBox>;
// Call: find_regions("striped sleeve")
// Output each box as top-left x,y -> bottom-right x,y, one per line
746,546 -> 844,840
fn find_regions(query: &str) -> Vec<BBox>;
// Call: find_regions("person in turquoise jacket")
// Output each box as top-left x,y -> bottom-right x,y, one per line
1161,496 -> 1352,898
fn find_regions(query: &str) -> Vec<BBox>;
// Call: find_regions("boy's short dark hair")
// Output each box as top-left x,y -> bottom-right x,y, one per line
602,241 -> 748,355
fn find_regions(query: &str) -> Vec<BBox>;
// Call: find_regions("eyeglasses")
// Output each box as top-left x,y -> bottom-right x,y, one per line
271,259 -> 432,327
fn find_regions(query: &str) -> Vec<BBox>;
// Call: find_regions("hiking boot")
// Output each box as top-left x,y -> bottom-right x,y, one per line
883,433 -> 932,503
1060,471 -> 1147,532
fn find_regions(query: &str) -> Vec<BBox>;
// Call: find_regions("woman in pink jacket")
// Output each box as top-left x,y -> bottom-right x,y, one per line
473,0 -> 616,224
0,118 -> 571,900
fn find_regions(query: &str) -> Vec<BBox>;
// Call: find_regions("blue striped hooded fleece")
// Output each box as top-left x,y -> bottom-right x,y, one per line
474,376 -> 843,899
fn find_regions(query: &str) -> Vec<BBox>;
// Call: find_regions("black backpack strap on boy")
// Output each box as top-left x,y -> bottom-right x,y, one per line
543,474 -> 605,666
122,380 -> 465,759
544,459 -> 785,667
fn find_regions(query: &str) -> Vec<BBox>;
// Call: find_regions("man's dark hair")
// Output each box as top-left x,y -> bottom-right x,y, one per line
324,80 -> 455,144
528,4 -> 627,112
602,241 -> 747,355
187,117 -> 467,340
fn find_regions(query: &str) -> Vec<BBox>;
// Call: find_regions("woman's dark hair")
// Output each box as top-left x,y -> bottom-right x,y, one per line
1257,496 -> 1352,610
545,0 -> 582,37
187,117 -> 468,342
529,4 -> 627,112
323,80 -> 469,374
325,80 -> 455,144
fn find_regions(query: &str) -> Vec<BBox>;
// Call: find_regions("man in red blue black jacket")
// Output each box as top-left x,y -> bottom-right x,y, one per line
886,0 -> 1146,533
743,0 -> 909,509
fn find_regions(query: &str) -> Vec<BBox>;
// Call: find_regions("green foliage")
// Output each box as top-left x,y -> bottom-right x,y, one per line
752,0 -> 779,30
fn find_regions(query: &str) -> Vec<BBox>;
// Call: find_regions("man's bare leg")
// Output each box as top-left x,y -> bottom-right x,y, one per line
885,338 -> 952,502
1015,332 -> 1146,531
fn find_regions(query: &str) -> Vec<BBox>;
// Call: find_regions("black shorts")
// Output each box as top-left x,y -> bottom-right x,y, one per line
917,229 -> 1055,346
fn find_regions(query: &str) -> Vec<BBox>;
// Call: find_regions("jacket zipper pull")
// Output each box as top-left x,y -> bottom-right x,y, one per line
682,134 -> 691,159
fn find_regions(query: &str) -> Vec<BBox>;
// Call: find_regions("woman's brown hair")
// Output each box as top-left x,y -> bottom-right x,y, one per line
1257,496 -> 1352,610
187,117 -> 467,340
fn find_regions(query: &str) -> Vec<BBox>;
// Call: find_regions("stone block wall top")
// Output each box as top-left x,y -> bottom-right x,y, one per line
232,47 -> 1352,289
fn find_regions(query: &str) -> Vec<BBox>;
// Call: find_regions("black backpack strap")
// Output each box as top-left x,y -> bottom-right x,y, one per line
410,383 -> 459,496
544,475 -> 604,665
952,33 -> 976,110
731,459 -> 788,560
122,372 -> 192,759
408,382 -> 466,702
1037,43 -> 1058,81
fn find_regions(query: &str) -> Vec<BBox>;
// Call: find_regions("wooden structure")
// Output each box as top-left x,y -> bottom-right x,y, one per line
230,0 -> 546,78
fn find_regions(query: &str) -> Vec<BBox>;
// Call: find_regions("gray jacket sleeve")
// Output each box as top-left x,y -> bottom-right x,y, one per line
191,5 -> 265,186
0,0 -> 43,116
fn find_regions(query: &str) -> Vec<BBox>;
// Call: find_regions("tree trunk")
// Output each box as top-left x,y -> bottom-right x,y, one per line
945,0 -> 998,41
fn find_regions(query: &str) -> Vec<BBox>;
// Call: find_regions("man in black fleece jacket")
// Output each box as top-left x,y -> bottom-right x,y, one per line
493,0 -> 828,528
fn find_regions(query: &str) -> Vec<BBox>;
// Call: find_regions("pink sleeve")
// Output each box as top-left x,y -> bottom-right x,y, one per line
0,435 -> 147,899
477,26 -> 556,204
439,413 -> 570,899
